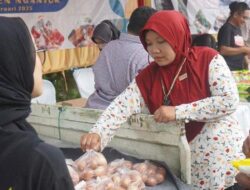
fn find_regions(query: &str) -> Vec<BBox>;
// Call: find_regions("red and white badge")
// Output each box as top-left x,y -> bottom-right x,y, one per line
234,35 -> 244,47
179,73 -> 188,81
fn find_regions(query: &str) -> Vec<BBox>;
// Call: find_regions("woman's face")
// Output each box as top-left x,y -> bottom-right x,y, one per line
145,30 -> 176,66
234,10 -> 250,26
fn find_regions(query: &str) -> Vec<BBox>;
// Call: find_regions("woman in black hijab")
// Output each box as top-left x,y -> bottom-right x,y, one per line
92,20 -> 120,50
0,17 -> 74,190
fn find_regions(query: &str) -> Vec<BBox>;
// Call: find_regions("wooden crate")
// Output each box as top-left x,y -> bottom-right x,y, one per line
28,104 -> 191,184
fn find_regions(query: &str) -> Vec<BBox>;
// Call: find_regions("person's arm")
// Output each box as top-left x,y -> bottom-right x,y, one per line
235,134 -> 250,188
176,54 -> 239,122
88,80 -> 144,150
218,24 -> 250,56
244,55 -> 250,69
235,172 -> 250,189
243,134 -> 250,158
219,45 -> 250,56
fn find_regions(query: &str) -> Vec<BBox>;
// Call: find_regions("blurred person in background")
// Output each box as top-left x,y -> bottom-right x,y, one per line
85,6 -> 157,110
91,19 -> 120,51
218,1 -> 250,71
192,33 -> 217,49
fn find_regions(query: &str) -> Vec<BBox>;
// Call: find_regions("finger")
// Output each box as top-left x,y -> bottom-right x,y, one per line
92,135 -> 101,151
87,134 -> 99,150
246,137 -> 250,156
83,134 -> 94,151
154,110 -> 161,122
80,134 -> 87,150
158,113 -> 163,123
243,137 -> 250,157
85,135 -> 93,150
157,110 -> 165,123
91,135 -> 99,145
93,142 -> 101,152
154,114 -> 161,122
243,141 -> 248,156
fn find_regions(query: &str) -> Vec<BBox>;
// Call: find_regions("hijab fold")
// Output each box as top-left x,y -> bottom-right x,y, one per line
136,11 -> 218,142
92,20 -> 120,43
0,17 -> 35,126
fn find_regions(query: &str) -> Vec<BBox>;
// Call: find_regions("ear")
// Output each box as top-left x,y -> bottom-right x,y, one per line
234,12 -> 241,18
233,13 -> 237,18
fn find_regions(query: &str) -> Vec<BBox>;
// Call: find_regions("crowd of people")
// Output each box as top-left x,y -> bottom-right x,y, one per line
1,1 -> 250,190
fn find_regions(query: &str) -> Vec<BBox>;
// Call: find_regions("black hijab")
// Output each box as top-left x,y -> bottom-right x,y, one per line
0,16 -> 36,126
92,20 -> 120,43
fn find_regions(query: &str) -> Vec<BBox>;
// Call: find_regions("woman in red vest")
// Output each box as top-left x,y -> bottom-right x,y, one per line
81,10 -> 244,189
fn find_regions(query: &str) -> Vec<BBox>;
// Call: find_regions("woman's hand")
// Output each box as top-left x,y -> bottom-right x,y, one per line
236,172 -> 250,189
154,106 -> 176,123
243,134 -> 250,158
80,133 -> 101,152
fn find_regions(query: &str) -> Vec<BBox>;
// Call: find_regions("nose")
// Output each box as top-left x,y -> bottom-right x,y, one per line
148,44 -> 160,55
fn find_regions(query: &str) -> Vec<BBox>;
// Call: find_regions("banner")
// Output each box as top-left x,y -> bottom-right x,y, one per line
150,0 -> 250,34
0,0 -> 136,50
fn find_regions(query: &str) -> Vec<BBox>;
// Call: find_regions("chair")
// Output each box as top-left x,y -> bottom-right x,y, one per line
31,79 -> 56,105
72,67 -> 95,99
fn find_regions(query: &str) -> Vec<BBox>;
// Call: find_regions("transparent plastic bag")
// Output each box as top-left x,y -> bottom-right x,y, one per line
85,177 -> 116,190
66,159 -> 80,185
111,168 -> 145,190
74,180 -> 86,190
75,150 -> 107,181
107,158 -> 133,175
132,160 -> 166,186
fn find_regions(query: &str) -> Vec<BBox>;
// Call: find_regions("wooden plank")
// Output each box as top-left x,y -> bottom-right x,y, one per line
31,104 -> 182,133
28,104 -> 191,184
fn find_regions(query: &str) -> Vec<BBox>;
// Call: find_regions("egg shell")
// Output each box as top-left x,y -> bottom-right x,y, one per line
147,168 -> 156,175
123,161 -> 133,169
155,173 -> 165,183
157,167 -> 167,176
141,174 -> 148,183
129,172 -> 142,182
111,174 -> 121,184
90,158 -> 99,169
146,177 -> 158,186
77,160 -> 87,171
133,163 -> 148,173
121,176 -> 132,188
94,165 -> 107,176
127,185 -> 139,190
104,181 -> 115,190
81,169 -> 95,181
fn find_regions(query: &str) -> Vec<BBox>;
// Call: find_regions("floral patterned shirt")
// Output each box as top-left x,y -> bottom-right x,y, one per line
91,54 -> 239,149
90,54 -> 244,189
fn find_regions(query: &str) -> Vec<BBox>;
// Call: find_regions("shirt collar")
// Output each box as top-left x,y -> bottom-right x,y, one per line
119,32 -> 141,43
